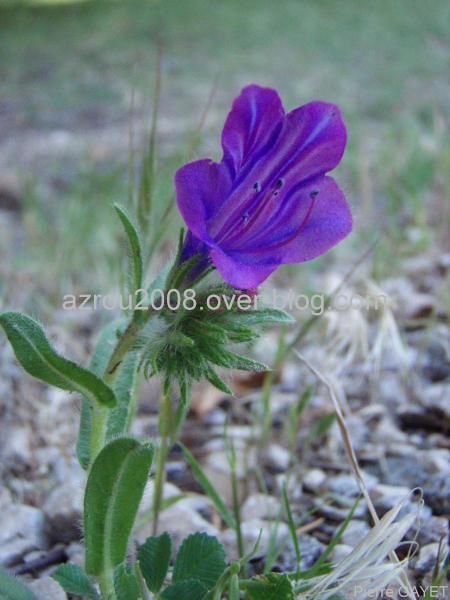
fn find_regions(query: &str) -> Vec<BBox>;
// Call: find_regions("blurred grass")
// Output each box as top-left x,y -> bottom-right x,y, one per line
2,0 -> 450,126
1,0 -> 449,298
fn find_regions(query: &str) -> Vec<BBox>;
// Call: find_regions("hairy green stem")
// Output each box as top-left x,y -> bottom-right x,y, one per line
104,317 -> 146,383
98,570 -> 116,600
152,389 -> 172,535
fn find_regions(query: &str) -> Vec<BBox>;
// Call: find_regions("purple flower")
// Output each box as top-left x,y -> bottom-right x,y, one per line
175,85 -> 352,289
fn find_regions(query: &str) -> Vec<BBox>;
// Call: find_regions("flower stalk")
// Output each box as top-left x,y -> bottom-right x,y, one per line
152,388 -> 173,535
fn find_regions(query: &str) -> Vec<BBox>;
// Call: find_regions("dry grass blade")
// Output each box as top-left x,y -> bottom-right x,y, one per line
294,351 -> 415,599
298,502 -> 418,599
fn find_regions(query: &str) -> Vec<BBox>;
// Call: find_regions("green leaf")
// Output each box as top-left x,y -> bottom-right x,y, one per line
138,533 -> 171,593
160,579 -> 208,600
312,496 -> 361,570
114,204 -> 143,298
0,312 -> 116,408
172,533 -> 227,590
52,563 -> 99,600
206,346 -> 268,372
114,564 -> 140,600
84,437 -> 154,576
204,366 -> 234,396
77,320 -> 122,469
77,320 -> 137,469
77,398 -> 93,470
282,486 -> 301,572
233,307 -> 294,326
307,412 -> 336,442
0,566 -> 36,600
295,386 -> 313,418
247,573 -> 294,600
136,63 -> 160,238
181,444 -> 236,529
106,351 -> 140,439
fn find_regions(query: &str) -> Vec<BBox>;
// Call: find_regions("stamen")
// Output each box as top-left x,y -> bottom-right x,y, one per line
273,178 -> 285,196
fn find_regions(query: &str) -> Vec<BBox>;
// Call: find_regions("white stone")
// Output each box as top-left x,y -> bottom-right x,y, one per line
264,444 -> 290,472
303,469 -> 326,493
137,501 -> 219,556
29,577 -> 67,600
221,518 -> 290,560
241,494 -> 282,521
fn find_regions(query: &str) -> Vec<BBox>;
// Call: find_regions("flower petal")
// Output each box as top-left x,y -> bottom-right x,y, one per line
248,101 -> 346,187
230,177 -> 351,264
210,246 -> 278,289
278,176 -> 352,263
175,159 -> 232,242
211,100 -> 346,241
279,100 -> 347,180
221,85 -> 285,178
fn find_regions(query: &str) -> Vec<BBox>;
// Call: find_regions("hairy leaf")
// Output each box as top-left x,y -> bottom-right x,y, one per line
138,532 -> 171,593
247,573 -> 294,599
52,563 -> 99,600
205,346 -> 268,372
172,533 -> 227,590
114,204 -> 144,298
231,307 -> 294,326
114,564 -> 140,600
160,579 -> 207,600
84,437 -> 154,576
0,312 -> 116,408
204,366 -> 234,396
77,320 -> 138,469
0,567 -> 36,600
106,351 -> 140,439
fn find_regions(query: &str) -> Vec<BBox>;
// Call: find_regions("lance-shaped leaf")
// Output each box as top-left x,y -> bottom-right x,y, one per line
204,346 -> 268,372
77,319 -> 137,469
0,312 -> 116,408
52,563 -> 99,600
231,307 -> 295,326
84,437 -> 154,576
106,351 -> 140,439
181,444 -> 235,529
114,204 -> 144,297
138,532 -> 171,593
0,567 -> 36,600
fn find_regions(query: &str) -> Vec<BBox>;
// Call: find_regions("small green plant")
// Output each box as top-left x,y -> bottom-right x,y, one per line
0,83 -> 414,600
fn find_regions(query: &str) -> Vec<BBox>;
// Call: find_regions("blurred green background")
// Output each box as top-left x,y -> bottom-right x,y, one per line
1,0 -> 449,312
